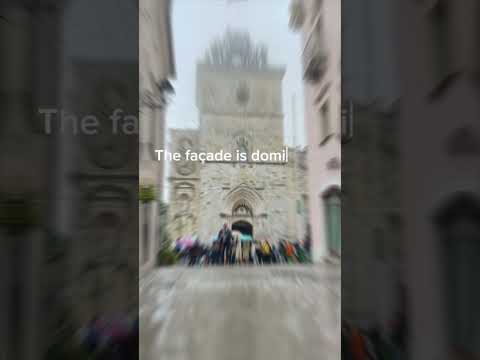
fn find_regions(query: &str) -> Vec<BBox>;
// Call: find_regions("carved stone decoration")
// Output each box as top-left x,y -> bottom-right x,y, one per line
233,132 -> 252,158
176,162 -> 195,176
233,203 -> 253,217
85,81 -> 131,170
177,193 -> 191,214
178,137 -> 193,153
175,137 -> 196,176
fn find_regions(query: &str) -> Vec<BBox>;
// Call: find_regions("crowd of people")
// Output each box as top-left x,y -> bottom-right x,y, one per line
341,321 -> 406,360
174,224 -> 311,266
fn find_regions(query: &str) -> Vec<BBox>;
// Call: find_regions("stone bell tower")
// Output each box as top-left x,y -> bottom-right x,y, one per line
168,31 -> 305,244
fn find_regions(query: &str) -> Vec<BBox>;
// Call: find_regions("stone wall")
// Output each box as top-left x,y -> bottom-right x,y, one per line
168,63 -> 307,244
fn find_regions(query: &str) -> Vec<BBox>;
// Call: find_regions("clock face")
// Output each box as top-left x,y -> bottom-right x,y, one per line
236,82 -> 250,106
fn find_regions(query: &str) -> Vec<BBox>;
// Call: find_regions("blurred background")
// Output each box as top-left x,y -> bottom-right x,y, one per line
2,0 -> 479,359
1,1 -> 139,359
342,1 -> 480,360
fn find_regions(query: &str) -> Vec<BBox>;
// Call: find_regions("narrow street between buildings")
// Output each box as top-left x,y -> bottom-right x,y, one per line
140,265 -> 340,360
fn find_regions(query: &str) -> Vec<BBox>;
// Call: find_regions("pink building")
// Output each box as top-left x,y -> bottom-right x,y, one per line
290,0 -> 341,262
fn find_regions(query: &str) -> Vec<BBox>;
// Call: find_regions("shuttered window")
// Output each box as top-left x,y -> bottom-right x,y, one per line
324,190 -> 341,256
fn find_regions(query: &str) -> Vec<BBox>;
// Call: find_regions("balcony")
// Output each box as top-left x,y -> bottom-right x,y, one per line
289,0 -> 305,31
303,35 -> 328,83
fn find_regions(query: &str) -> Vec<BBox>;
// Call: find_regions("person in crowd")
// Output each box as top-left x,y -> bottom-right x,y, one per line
304,226 -> 312,256
217,224 -> 229,265
222,225 -> 233,264
250,241 -> 259,265
257,240 -> 266,264
188,241 -> 203,266
242,239 -> 250,264
261,240 -> 273,264
294,241 -> 309,263
228,238 -> 236,264
177,230 -> 311,266
235,237 -> 242,265
271,243 -> 280,264
174,238 -> 182,253
209,240 -> 220,265
255,241 -> 264,265
278,240 -> 287,262
285,241 -> 296,263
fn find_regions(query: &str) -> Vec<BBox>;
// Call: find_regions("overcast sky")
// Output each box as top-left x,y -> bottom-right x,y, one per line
168,0 -> 305,147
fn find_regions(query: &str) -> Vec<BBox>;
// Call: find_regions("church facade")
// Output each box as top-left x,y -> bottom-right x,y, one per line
168,36 -> 307,244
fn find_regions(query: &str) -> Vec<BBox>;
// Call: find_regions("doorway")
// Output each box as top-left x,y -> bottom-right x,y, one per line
232,220 -> 253,236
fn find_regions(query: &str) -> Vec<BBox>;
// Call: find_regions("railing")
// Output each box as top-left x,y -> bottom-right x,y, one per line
303,31 -> 328,83
289,0 -> 305,31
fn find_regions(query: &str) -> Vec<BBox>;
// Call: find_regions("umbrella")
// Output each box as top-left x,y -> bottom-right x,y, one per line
240,234 -> 253,242
179,235 -> 194,248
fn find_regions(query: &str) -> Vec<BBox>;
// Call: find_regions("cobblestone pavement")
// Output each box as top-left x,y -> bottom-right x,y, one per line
140,265 -> 340,360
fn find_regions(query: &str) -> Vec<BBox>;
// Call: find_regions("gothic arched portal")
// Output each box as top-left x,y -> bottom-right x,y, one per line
232,220 -> 253,236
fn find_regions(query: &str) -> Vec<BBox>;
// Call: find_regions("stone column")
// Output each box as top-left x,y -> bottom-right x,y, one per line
139,202 -> 144,265
1,3 -> 63,358
23,230 -> 43,360
155,108 -> 166,198
0,232 -> 13,359
148,201 -> 158,267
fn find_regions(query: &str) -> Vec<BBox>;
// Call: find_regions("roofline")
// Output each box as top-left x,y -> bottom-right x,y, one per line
196,62 -> 286,78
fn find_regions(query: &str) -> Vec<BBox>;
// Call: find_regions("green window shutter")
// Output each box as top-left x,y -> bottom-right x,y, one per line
325,192 -> 341,256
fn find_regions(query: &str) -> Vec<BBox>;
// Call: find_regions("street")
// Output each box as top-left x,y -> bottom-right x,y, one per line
140,265 -> 340,360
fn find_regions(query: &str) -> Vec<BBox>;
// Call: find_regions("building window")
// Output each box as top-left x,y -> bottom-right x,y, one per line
427,0 -> 457,97
289,0 -> 305,31
303,10 -> 328,83
323,189 -> 341,256
341,100 -> 354,143
296,199 -> 302,214
318,100 -> 331,145
302,194 -> 308,214
311,0 -> 323,25
435,194 -> 480,357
